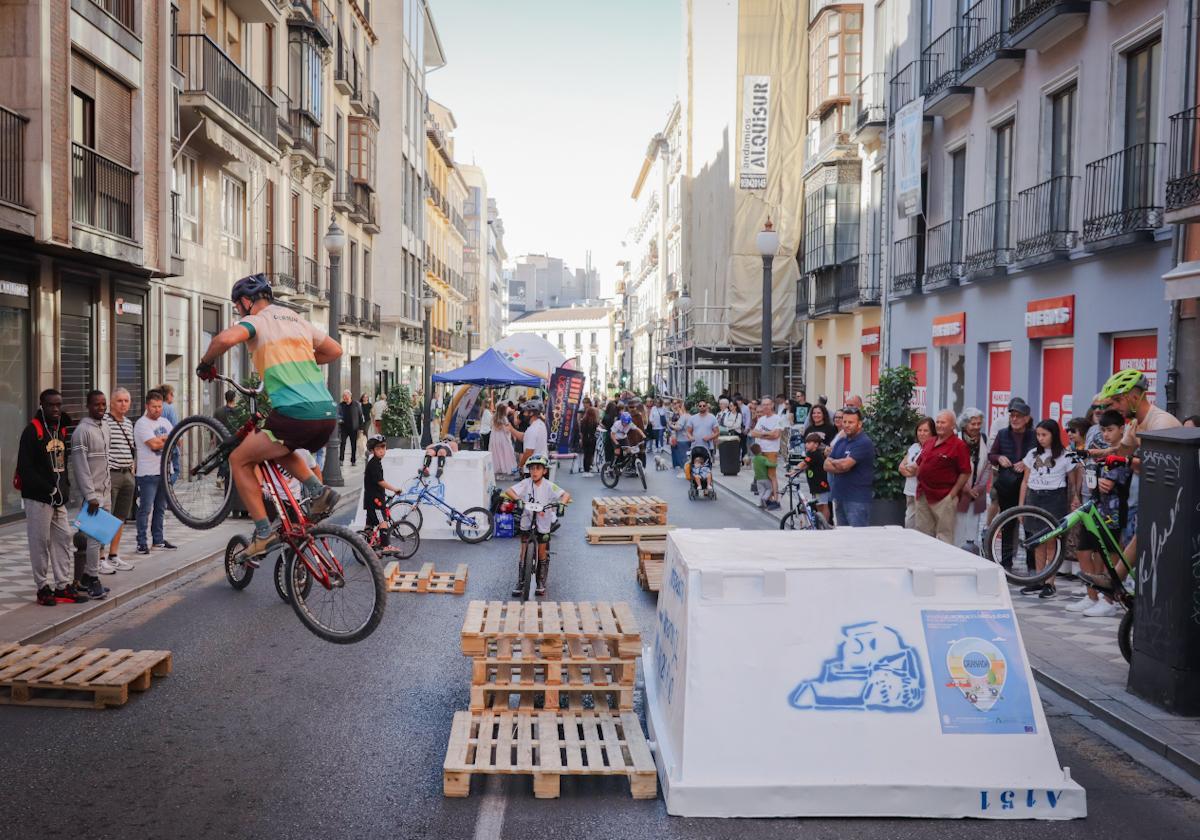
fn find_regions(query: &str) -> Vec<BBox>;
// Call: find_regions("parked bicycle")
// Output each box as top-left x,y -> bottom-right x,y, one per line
984,498 -> 1135,662
601,445 -> 646,491
161,374 -> 386,644
388,475 -> 493,543
778,475 -> 832,531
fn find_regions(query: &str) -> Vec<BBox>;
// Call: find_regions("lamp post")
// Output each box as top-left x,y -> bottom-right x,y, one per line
420,289 -> 437,446
756,218 -> 780,399
322,217 -> 347,486
647,321 -> 656,396
466,314 -> 476,362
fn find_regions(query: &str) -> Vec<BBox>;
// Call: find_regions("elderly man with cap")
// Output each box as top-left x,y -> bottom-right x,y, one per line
987,397 -> 1036,567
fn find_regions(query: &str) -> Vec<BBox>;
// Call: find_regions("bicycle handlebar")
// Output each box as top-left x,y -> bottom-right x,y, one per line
213,373 -> 264,398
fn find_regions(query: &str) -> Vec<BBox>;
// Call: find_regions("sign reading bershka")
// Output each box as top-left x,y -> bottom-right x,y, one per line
1025,295 -> 1074,338
932,312 -> 965,347
739,75 -> 770,190
860,326 -> 880,351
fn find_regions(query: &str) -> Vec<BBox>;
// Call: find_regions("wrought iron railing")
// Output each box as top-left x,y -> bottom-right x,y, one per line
853,73 -> 886,131
90,0 -> 134,31
964,200 -> 1014,274
289,108 -> 319,158
267,244 -> 298,291
369,91 -> 380,123
320,131 -> 336,173
796,274 -> 811,317
1082,142 -> 1164,242
889,62 -> 918,118
812,272 -> 840,316
1167,106 -> 1200,213
858,252 -> 882,304
1010,0 -> 1061,32
175,34 -> 277,146
369,303 -> 381,332
924,219 -> 962,287
71,143 -> 134,238
0,105 -> 28,207
334,169 -> 354,207
1016,175 -> 1076,259
922,27 -> 965,99
891,235 -> 923,296
291,0 -> 334,45
300,256 -> 320,296
961,0 -> 1011,73
338,291 -> 357,327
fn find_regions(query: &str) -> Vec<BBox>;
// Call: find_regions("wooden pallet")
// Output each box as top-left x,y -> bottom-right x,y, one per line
472,659 -> 635,708
471,636 -> 637,686
471,684 -> 633,712
460,601 -> 641,659
585,525 -> 673,545
0,643 -> 172,709
443,710 -> 657,799
591,496 -> 668,527
384,561 -> 468,595
635,541 -> 666,593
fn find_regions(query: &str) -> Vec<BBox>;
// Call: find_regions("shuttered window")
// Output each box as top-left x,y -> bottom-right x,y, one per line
71,52 -> 131,165
59,282 -> 94,421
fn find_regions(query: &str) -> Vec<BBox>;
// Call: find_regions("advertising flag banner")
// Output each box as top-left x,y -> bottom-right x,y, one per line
739,75 -> 770,190
547,367 -> 586,453
895,97 -> 925,217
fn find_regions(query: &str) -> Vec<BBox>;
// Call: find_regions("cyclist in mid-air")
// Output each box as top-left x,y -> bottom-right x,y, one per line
502,454 -> 570,597
196,274 -> 341,557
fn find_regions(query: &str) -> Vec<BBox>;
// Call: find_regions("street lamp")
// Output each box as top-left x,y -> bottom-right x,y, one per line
322,217 -> 347,486
756,218 -> 780,399
466,314 -> 476,362
420,289 -> 437,446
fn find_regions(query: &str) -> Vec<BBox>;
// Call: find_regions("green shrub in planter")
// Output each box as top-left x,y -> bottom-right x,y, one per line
228,373 -> 271,431
685,379 -> 715,413
382,384 -> 416,444
862,365 -> 920,502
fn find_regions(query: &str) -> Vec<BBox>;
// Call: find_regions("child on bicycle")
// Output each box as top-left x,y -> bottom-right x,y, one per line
786,433 -> 831,521
1068,410 -> 1132,617
502,454 -> 571,597
365,435 -> 402,547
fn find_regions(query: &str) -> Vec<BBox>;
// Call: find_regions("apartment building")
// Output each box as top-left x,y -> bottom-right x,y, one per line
459,164 -> 509,350
0,0 -> 175,521
874,0 -> 1188,427
425,97 -> 469,374
506,305 -> 616,394
507,254 -> 600,321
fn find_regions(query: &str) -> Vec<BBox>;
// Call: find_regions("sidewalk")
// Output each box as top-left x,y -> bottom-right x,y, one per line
710,467 -> 1200,782
0,462 -> 364,645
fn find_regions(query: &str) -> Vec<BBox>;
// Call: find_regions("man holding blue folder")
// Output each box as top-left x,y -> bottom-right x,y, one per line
70,390 -> 112,600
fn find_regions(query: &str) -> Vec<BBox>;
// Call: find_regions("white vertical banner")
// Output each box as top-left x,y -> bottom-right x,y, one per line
739,75 -> 770,190
894,97 -> 924,217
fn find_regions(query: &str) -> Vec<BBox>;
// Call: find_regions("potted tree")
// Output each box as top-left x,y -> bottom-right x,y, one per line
684,379 -> 715,412
382,384 -> 417,449
862,365 -> 920,526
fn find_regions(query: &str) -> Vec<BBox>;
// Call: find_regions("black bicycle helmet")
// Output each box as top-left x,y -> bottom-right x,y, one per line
231,273 -> 274,305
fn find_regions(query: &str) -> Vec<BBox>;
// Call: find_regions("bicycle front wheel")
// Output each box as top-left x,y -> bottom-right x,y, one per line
983,506 -> 1065,586
224,535 -> 253,590
455,507 -> 493,544
161,415 -> 236,529
600,463 -> 620,489
287,524 -> 385,644
393,500 -> 423,531
382,519 -> 421,560
635,459 -> 647,491
518,538 -> 536,602
1118,604 -> 1134,663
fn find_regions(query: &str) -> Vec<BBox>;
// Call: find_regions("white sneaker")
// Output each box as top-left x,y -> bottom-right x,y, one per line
109,555 -> 135,571
97,558 -> 118,575
1064,596 -> 1093,613
1083,600 -> 1118,618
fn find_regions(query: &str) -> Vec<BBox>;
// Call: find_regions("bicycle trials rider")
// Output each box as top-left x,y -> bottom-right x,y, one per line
195,274 -> 341,557
502,454 -> 571,597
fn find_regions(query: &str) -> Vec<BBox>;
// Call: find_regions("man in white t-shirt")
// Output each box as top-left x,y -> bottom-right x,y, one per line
371,394 -> 388,435
133,390 -> 176,554
750,395 -> 784,508
519,402 -> 549,471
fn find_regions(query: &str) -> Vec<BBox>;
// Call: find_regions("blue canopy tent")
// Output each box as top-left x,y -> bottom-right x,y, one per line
430,348 -> 543,387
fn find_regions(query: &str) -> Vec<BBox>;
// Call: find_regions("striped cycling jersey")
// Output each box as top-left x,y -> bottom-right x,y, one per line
238,305 -> 336,421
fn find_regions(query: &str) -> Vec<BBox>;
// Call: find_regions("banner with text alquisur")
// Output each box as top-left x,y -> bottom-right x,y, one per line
547,367 -> 586,454
739,75 -> 770,190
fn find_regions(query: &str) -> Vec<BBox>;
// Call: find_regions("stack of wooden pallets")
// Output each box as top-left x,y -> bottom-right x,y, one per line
383,561 -> 468,594
635,540 -> 666,593
585,496 -> 672,545
443,600 -> 656,800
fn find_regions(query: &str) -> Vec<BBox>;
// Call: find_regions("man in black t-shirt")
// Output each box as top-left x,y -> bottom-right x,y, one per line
363,435 -> 400,546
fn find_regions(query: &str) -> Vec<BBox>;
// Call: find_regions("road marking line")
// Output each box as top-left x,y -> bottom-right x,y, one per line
472,784 -> 507,840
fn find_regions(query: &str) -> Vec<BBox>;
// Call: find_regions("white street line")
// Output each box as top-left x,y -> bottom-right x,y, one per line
472,784 -> 508,840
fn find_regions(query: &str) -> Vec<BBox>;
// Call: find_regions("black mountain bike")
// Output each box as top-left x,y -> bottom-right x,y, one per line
513,500 -> 567,601
601,444 -> 646,491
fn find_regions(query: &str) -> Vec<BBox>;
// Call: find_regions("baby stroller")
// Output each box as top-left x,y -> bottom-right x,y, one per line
685,445 -> 717,500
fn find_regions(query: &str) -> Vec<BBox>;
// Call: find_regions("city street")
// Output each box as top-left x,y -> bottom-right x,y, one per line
2,465 -> 1198,840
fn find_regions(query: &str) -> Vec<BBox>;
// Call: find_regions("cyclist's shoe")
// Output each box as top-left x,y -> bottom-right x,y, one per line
307,486 -> 340,521
244,531 -> 280,558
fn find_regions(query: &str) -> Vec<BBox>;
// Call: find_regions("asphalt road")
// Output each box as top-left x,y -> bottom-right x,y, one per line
2,460 -> 1198,839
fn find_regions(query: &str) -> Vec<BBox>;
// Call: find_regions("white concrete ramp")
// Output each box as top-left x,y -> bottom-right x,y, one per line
645,527 -> 1086,819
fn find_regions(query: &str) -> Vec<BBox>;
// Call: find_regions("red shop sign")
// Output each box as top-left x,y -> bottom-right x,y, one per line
932,312 -> 965,347
860,326 -> 880,352
1025,294 -> 1074,338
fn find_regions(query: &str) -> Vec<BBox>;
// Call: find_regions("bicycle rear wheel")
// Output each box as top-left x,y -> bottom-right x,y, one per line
287,524 -> 385,644
1118,604 -> 1134,663
455,507 -> 493,544
224,535 -> 253,590
600,462 -> 620,489
273,550 -> 312,603
983,506 -> 1064,586
780,509 -> 812,531
382,519 -> 421,560
161,415 -> 236,529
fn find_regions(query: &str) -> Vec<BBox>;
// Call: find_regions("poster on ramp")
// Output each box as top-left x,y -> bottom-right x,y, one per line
921,609 -> 1037,735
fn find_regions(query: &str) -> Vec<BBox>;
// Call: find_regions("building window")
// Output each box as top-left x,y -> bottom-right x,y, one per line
950,148 -> 966,260
175,153 -> 200,243
364,248 -> 372,299
349,116 -> 377,185
71,90 -> 95,148
221,174 -> 246,258
808,9 -> 862,114
288,29 -> 323,122
993,120 -> 1014,249
1124,37 -> 1162,148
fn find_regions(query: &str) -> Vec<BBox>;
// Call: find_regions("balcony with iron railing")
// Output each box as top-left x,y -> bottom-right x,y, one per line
289,108 -> 320,161
0,106 -> 29,208
338,291 -> 358,328
176,34 -> 278,152
349,59 -> 367,114
353,184 -> 379,232
921,27 -> 972,118
964,201 -> 1014,277
334,38 -> 354,94
289,0 -> 334,48
1082,142 -> 1164,246
266,244 -> 298,293
299,256 -> 320,297
71,143 -> 135,240
852,73 -> 886,141
89,0 -> 135,32
803,124 -> 855,173
1015,175 -> 1077,262
888,62 -> 918,120
796,273 -> 812,317
858,252 -> 882,305
334,169 -> 354,212
923,219 -> 962,290
811,259 -> 863,317
368,91 -> 380,125
1167,106 -> 1200,224
1008,0 -> 1093,52
318,131 -> 336,175
891,234 -> 923,297
959,0 -> 1024,89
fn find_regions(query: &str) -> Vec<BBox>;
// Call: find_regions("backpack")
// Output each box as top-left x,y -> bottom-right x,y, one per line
12,417 -> 61,491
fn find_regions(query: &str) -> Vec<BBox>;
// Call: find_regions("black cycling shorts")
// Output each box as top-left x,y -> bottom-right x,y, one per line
263,411 -> 336,453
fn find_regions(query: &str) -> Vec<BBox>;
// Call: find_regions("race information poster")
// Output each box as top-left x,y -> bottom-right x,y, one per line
547,366 -> 586,453
921,609 -> 1037,735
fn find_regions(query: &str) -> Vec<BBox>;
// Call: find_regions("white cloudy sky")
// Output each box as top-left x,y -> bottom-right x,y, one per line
426,0 -> 682,297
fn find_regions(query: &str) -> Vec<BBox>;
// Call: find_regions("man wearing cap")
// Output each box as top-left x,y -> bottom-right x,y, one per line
987,397 -> 1036,567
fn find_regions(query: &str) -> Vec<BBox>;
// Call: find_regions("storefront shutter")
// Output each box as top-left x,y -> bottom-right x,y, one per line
60,282 -> 94,423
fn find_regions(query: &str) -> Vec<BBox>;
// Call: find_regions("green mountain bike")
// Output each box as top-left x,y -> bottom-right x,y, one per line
983,498 -> 1135,662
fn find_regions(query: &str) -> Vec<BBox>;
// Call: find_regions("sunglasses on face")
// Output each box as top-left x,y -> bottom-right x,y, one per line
841,406 -> 861,416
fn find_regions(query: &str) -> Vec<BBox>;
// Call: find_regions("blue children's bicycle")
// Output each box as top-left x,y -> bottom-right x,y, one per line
390,477 -> 493,543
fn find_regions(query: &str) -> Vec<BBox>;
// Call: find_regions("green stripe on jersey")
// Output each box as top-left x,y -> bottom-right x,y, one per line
263,360 -> 336,420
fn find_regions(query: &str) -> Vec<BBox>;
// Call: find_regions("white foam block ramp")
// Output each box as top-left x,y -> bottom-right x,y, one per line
351,449 -> 494,539
645,527 -> 1086,819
